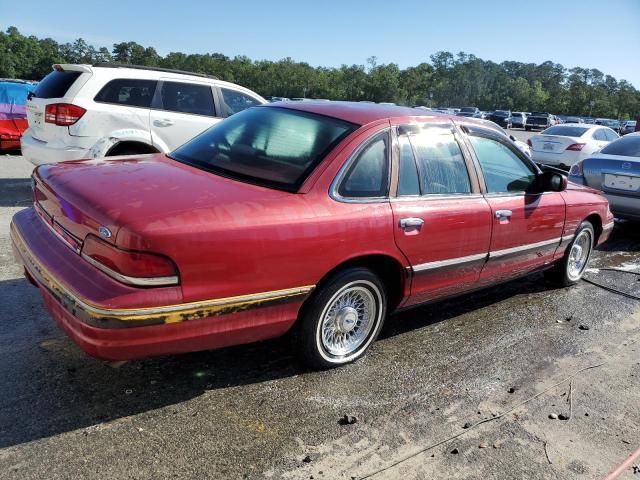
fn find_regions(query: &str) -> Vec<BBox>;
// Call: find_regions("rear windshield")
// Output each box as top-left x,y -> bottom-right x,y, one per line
33,70 -> 82,99
600,136 -> 640,157
169,107 -> 357,191
493,111 -> 509,117
543,126 -> 589,137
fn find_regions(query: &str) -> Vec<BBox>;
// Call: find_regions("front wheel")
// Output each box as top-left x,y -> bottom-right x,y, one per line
294,267 -> 387,369
545,221 -> 595,286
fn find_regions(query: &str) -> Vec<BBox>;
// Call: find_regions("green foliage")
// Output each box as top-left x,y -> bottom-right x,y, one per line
1,26 -> 638,118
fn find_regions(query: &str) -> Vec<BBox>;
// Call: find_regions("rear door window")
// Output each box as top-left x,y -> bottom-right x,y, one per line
159,81 -> 216,116
94,79 -> 157,108
397,136 -> 420,196
410,129 -> 471,194
220,88 -> 262,117
33,71 -> 82,99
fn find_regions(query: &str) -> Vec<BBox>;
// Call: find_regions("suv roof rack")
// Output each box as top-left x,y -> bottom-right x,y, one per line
93,63 -> 218,80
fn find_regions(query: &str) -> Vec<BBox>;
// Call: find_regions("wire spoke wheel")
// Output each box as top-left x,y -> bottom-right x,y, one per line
567,229 -> 593,281
317,280 -> 382,359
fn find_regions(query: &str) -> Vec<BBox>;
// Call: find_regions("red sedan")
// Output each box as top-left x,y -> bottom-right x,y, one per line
11,102 -> 614,368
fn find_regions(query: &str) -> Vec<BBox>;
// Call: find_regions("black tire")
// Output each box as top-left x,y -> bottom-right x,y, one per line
545,221 -> 595,287
108,148 -> 146,156
525,126 -> 531,131
294,267 -> 387,369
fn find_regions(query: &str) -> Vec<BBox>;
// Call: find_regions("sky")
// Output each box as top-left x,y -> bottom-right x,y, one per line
3,0 -> 640,87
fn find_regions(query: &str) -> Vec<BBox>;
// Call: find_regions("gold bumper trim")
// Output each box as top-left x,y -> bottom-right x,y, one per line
11,220 -> 314,328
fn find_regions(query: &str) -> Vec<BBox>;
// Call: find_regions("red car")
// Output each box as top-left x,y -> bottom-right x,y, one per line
11,102 -> 614,368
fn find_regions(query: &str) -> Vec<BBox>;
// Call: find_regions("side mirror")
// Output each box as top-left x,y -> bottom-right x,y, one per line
539,171 -> 568,192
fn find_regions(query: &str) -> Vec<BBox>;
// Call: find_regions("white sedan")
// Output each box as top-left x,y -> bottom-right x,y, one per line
529,124 -> 619,168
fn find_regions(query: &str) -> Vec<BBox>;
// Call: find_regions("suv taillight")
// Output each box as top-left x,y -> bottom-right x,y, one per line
527,138 -> 532,147
44,103 -> 86,126
81,235 -> 179,287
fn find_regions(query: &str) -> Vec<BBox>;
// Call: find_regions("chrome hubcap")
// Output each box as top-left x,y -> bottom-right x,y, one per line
320,285 -> 377,357
567,230 -> 592,281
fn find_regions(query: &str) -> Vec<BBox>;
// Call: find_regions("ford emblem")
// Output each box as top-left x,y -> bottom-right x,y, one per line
621,162 -> 632,170
98,226 -> 112,238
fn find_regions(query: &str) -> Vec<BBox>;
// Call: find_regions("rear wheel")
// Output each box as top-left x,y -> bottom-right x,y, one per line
294,267 -> 387,369
545,221 -> 594,286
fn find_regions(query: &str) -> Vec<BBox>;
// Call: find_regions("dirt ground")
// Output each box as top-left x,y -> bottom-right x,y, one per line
0,152 -> 638,479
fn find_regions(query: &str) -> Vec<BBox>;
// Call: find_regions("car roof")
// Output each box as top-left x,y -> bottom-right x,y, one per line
268,100 -> 447,125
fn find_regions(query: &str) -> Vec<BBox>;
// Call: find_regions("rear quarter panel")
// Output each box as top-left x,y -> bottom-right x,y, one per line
118,123 -> 407,305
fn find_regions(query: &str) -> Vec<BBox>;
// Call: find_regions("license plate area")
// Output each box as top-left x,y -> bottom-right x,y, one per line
604,173 -> 640,192
543,142 -> 554,151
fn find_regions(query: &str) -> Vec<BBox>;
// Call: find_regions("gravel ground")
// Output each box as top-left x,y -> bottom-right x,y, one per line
0,152 -> 639,479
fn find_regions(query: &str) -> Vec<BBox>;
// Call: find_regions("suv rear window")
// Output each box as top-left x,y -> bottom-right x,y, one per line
33,71 -> 82,99
94,79 -> 157,108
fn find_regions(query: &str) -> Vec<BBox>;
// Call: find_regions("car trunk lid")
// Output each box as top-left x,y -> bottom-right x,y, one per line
582,154 -> 640,197
33,153 -> 292,252
531,134 -> 582,154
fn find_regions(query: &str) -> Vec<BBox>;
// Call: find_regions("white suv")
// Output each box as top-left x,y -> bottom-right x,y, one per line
21,63 -> 266,165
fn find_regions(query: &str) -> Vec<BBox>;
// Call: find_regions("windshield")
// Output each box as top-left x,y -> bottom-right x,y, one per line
543,126 -> 589,137
169,107 -> 357,191
600,136 -> 640,157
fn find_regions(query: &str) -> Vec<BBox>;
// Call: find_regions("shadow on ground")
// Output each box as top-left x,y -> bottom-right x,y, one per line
0,178 -> 32,207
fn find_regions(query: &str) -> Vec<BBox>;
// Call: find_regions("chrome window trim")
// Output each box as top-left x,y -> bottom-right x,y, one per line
330,127 -> 391,204
391,193 -> 485,202
412,253 -> 487,273
81,253 -> 180,287
489,237 -> 561,259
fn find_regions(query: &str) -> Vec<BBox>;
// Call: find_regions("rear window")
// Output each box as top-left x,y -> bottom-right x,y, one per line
170,107 -> 357,191
543,126 -> 589,137
33,70 -> 82,99
94,79 -> 157,108
600,136 -> 640,157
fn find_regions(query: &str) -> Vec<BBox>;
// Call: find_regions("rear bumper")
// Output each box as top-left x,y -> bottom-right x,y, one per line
11,208 -> 310,360
21,130 -> 92,165
604,192 -> 640,220
533,150 -> 584,167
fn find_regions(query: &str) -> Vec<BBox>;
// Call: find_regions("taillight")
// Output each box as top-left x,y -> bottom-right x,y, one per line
44,103 -> 86,126
81,235 -> 179,287
568,161 -> 584,176
566,143 -> 585,151
527,138 -> 532,147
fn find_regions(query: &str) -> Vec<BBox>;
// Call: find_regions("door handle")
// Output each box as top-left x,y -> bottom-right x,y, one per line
399,217 -> 424,229
153,119 -> 174,127
495,209 -> 513,219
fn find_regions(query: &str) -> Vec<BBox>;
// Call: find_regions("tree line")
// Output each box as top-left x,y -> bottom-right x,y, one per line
1,26 -> 638,119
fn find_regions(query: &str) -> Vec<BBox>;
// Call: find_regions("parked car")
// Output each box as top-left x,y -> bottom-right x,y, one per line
459,107 -> 480,116
529,124 -> 619,169
11,102 -> 613,368
265,96 -> 290,102
526,112 -> 553,131
569,133 -> 640,220
511,112 -> 527,128
564,117 -> 584,124
488,110 -> 512,128
620,121 -> 637,135
21,63 -> 266,165
0,80 -> 36,150
476,119 -> 532,158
